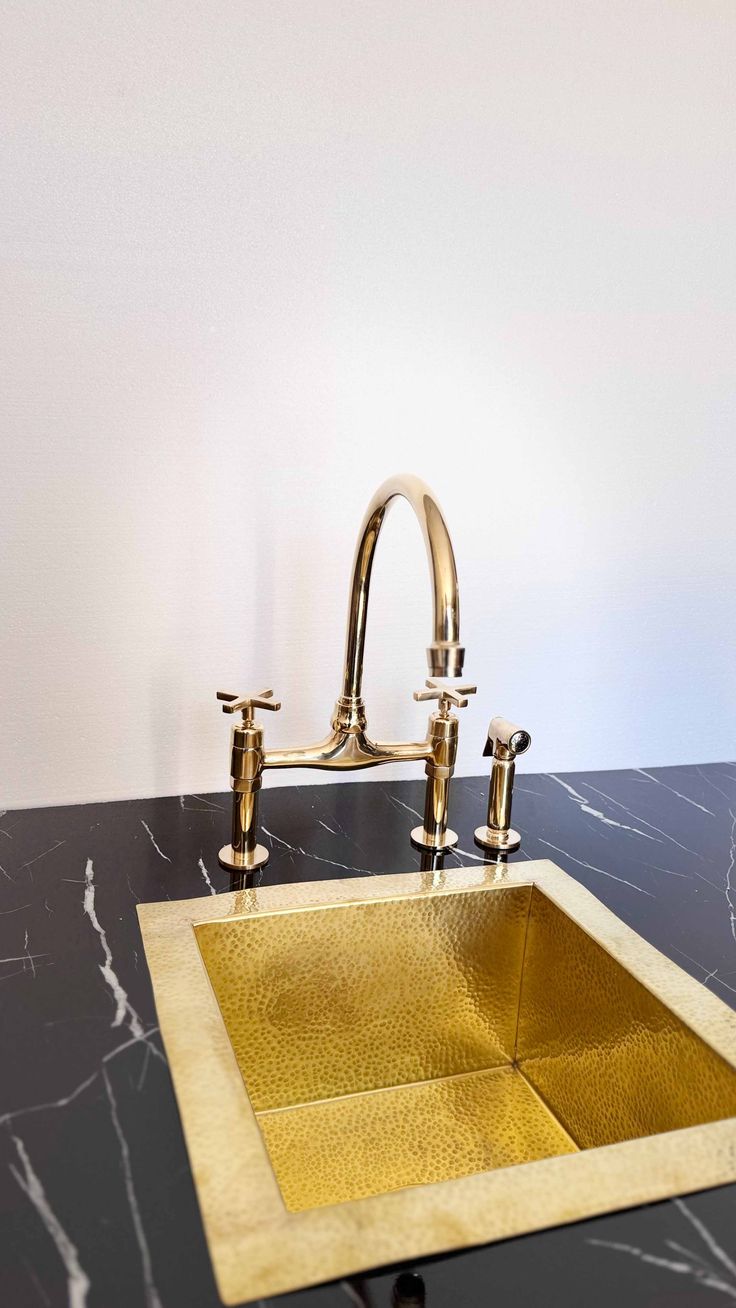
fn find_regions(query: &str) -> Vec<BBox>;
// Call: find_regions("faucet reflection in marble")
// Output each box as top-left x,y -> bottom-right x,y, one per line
216,474 -> 475,872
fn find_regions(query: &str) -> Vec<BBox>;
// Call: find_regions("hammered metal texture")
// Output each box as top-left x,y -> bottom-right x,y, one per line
138,863 -> 736,1303
517,887 -> 736,1145
195,885 -> 532,1110
196,878 -> 736,1215
258,1065 -> 577,1210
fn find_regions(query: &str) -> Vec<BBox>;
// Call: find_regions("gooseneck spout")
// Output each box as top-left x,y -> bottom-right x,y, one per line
341,474 -> 464,703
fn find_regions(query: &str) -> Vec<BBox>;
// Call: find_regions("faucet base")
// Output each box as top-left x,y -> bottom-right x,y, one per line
410,825 -> 458,852
474,826 -> 521,853
218,842 -> 270,872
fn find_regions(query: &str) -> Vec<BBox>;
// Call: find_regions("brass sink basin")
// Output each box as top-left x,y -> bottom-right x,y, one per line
138,862 -> 736,1304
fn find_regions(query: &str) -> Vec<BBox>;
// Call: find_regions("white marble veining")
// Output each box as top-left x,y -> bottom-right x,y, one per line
197,857 -> 217,896
341,1279 -> 368,1308
83,859 -> 145,1039
9,1134 -> 91,1308
674,1198 -> 736,1279
103,1069 -> 163,1308
23,928 -> 35,979
580,781 -> 705,859
636,769 -> 715,816
0,949 -> 48,968
261,825 -> 375,876
726,811 -> 736,944
538,837 -> 653,897
589,1199 -> 736,1300
452,846 -> 487,864
697,767 -> 735,805
549,775 -> 660,842
383,793 -> 424,823
18,840 -> 66,880
139,821 -> 171,863
179,795 -> 224,812
0,1027 -> 163,1131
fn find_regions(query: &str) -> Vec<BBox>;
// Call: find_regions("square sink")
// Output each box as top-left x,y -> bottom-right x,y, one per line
138,862 -> 736,1303
194,882 -> 736,1214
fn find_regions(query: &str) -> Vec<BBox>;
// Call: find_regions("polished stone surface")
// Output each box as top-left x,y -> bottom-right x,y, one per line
2,762 -> 736,1306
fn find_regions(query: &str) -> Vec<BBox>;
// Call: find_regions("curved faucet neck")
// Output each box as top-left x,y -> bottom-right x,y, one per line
339,474 -> 464,706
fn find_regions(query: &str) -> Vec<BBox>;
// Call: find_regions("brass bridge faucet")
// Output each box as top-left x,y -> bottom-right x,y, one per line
216,474 -> 474,872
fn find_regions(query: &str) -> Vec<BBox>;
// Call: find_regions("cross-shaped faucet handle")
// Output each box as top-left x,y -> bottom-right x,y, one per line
413,678 -> 477,715
216,688 -> 281,719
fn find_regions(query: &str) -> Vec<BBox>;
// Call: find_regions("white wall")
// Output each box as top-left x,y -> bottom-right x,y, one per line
2,2 -> 735,809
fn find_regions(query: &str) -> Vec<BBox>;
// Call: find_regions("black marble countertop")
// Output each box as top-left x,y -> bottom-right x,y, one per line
2,762 -> 736,1307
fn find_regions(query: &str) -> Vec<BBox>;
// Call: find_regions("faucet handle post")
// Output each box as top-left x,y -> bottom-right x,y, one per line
216,688 -> 280,874
410,680 -> 476,853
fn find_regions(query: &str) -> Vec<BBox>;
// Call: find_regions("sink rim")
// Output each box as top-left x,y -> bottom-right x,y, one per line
138,860 -> 736,1304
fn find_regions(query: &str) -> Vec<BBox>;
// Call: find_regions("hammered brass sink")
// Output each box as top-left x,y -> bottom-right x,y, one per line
138,862 -> 736,1304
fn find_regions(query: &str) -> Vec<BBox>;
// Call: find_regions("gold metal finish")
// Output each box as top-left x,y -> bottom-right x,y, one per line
218,476 -> 471,860
412,679 -> 477,712
216,689 -> 281,872
217,688 -> 282,716
342,474 -> 463,693
138,860 -> 736,1304
410,679 -> 476,850
474,715 -> 532,852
